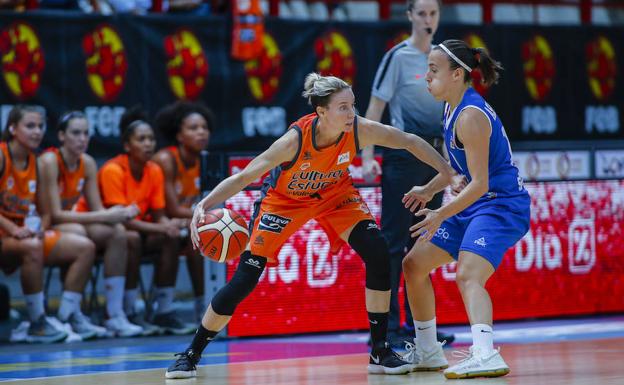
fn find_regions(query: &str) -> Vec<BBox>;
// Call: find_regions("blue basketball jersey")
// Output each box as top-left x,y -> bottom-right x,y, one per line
443,87 -> 529,213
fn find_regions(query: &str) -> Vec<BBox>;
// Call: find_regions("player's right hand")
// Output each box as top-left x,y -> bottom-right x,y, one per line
105,206 -> 138,223
403,185 -> 434,213
190,202 -> 207,250
362,158 -> 381,183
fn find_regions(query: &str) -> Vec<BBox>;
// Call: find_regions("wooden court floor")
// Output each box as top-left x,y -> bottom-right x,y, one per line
5,338 -> 623,385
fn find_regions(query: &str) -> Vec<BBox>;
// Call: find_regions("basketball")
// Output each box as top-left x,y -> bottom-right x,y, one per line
196,208 -> 249,263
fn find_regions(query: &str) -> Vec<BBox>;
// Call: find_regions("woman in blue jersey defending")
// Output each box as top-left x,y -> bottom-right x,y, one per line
400,39 -> 530,379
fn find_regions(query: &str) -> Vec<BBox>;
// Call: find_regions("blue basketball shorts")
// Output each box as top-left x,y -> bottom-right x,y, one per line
429,207 -> 530,269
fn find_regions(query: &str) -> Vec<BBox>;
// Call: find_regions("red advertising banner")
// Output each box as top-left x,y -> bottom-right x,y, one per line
225,162 -> 624,337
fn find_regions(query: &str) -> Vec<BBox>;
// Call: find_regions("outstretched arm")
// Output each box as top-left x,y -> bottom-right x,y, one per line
196,129 -> 299,212
361,96 -> 386,182
357,116 -> 453,182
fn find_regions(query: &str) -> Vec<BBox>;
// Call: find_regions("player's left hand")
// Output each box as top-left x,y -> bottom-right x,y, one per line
190,203 -> 207,250
409,208 -> 444,242
402,185 -> 433,213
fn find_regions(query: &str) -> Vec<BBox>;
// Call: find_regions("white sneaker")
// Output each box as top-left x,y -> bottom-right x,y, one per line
444,346 -> 510,379
66,312 -> 108,340
402,339 -> 448,371
105,315 -> 144,337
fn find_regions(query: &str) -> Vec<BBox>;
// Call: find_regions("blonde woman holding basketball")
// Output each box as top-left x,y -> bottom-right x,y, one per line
166,73 -> 458,379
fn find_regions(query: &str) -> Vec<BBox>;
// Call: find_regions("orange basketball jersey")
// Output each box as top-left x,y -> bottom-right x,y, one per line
0,142 -> 37,226
166,146 -> 200,208
49,148 -> 85,211
97,154 -> 165,221
262,113 -> 359,206
248,113 -> 371,264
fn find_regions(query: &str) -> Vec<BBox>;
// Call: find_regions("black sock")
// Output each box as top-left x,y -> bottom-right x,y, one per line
368,312 -> 389,350
186,325 -> 218,360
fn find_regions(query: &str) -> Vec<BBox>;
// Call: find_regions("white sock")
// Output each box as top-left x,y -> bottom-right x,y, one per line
105,276 -> 125,318
415,318 -> 438,351
155,286 -> 175,314
25,292 -> 45,321
124,289 -> 139,316
58,291 -> 83,321
471,324 -> 494,354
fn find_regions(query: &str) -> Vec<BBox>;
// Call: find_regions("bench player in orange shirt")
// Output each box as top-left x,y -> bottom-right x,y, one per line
38,111 -> 142,337
166,73 -> 456,378
94,108 -> 194,335
152,101 -> 214,322
0,105 -> 96,342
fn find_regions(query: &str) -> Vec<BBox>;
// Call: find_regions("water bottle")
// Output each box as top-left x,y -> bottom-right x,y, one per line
24,204 -> 41,233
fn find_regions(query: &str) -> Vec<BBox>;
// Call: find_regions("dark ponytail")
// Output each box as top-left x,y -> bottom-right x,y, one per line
471,47 -> 503,87
435,39 -> 503,87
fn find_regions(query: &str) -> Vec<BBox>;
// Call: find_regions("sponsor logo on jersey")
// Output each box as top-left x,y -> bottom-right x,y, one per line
253,234 -> 264,245
258,213 -> 292,233
474,237 -> 487,247
286,169 -> 345,196
337,151 -> 350,165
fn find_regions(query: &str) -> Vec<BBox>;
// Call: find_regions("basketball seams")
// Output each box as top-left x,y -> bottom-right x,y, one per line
220,210 -> 249,256
222,211 -> 249,254
197,221 -> 226,255
223,211 -> 249,254
219,226 -> 232,262
197,208 -> 249,262
197,212 -> 226,255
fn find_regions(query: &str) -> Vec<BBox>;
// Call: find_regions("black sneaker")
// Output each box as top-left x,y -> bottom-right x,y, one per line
388,329 -> 411,349
367,342 -> 412,375
153,311 -> 195,335
436,331 -> 455,346
165,350 -> 200,379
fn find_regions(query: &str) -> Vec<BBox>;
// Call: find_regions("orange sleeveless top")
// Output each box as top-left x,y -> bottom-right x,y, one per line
98,154 -> 165,220
166,146 -> 200,208
0,142 -> 37,225
50,148 -> 85,210
262,113 -> 359,205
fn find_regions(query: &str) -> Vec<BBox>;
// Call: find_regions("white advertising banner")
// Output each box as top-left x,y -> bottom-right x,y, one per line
513,151 -> 591,181
595,150 -> 624,178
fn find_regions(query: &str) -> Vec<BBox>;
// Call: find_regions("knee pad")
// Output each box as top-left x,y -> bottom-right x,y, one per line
211,251 -> 267,315
348,220 -> 391,291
